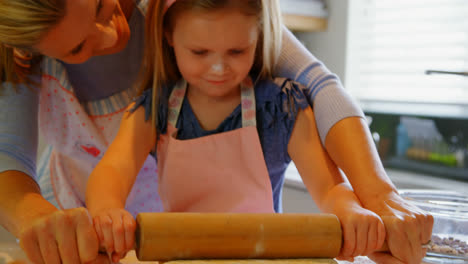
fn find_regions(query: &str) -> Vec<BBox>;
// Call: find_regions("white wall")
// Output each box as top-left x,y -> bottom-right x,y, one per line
294,0 -> 350,84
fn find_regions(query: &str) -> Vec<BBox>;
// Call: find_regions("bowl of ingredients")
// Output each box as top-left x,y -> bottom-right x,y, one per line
399,189 -> 468,263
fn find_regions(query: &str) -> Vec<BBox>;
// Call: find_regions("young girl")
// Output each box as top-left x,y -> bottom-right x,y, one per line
86,0 -> 422,263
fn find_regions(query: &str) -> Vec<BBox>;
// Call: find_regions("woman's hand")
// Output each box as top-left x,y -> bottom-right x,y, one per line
18,207 -> 102,264
93,208 -> 136,263
365,191 -> 434,264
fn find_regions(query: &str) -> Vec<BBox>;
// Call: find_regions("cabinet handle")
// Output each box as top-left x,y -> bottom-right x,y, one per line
425,70 -> 468,77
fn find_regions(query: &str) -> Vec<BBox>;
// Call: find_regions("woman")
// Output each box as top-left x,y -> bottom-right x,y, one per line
0,0 -> 432,263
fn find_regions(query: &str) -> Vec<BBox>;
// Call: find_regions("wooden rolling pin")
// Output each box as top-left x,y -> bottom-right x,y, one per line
135,213 -> 342,261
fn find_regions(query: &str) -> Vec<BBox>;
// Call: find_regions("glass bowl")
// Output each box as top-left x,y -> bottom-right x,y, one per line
399,189 -> 468,263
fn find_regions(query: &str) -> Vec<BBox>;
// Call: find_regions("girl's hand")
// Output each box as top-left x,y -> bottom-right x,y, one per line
92,208 -> 136,263
334,204 -> 386,261
364,191 -> 434,264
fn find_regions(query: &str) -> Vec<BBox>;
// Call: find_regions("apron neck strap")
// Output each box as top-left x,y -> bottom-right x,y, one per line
240,77 -> 257,128
167,77 -> 257,128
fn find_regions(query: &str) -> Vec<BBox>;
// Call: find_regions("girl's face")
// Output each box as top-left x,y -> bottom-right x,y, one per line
35,0 -> 131,64
167,8 -> 259,99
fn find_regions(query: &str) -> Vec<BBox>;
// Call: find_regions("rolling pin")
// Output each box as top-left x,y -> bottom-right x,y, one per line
135,213 -> 342,261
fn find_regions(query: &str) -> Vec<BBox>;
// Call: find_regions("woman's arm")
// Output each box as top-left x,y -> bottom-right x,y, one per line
275,26 -> 397,204
275,26 -> 433,264
0,82 -> 102,264
275,26 -> 364,143
325,117 -> 434,264
0,83 -> 39,184
0,82 -> 43,235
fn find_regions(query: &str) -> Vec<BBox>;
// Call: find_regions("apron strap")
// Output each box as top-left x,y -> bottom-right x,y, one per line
240,77 -> 257,128
167,79 -> 187,127
167,78 -> 256,128
137,0 -> 149,15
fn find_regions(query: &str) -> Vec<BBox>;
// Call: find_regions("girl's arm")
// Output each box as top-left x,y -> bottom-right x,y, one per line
85,103 -> 155,261
287,107 -> 385,259
86,103 -> 155,213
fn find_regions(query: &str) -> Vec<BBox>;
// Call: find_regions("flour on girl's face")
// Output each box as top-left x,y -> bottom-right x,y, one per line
210,62 -> 225,75
169,8 -> 260,100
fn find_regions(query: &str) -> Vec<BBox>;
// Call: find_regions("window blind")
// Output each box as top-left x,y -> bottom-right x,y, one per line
346,0 -> 468,105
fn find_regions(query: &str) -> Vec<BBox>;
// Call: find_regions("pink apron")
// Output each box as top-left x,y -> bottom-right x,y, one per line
157,78 -> 275,213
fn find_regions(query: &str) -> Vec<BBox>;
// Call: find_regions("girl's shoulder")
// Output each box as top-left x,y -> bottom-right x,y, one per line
255,77 -> 311,116
129,88 -> 153,119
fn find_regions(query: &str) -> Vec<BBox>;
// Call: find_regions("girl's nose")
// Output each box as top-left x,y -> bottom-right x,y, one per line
92,21 -> 118,51
209,57 -> 230,75
211,62 -> 224,74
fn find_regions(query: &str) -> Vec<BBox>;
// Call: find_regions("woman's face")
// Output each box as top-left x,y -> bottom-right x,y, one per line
35,0 -> 131,64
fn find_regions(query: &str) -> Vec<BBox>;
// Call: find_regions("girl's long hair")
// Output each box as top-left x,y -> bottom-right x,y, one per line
137,0 -> 282,134
0,0 -> 65,87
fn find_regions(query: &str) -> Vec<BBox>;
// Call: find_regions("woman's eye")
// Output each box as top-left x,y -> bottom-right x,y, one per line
96,0 -> 103,15
192,50 -> 207,56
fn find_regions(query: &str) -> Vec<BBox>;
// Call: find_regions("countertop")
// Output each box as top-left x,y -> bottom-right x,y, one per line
0,242 -> 438,264
0,244 -> 378,264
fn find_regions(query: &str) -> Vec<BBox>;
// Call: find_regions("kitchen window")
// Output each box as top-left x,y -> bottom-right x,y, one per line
345,0 -> 468,118
345,0 -> 468,180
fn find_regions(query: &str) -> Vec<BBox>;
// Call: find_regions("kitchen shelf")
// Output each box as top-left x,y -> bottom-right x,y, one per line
282,14 -> 327,32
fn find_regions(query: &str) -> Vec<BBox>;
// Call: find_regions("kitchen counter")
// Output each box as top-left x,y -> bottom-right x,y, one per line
1,241 -> 439,264
0,243 -> 377,264
0,242 -> 438,264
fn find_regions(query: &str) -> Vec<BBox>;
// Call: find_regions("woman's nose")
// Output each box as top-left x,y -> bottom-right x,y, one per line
92,21 -> 118,51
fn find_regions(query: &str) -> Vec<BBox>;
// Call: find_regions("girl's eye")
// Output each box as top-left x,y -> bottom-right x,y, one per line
229,49 -> 245,55
191,50 -> 207,56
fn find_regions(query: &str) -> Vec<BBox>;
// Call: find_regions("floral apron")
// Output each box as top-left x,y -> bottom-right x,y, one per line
37,0 -> 162,215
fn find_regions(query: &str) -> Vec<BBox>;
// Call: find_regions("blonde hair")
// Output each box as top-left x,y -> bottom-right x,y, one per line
138,0 -> 282,134
0,0 -> 65,86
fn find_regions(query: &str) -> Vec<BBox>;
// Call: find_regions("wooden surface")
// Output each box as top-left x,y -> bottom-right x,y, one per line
282,14 -> 327,32
165,259 -> 337,264
0,247 -> 434,264
136,213 -> 342,261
